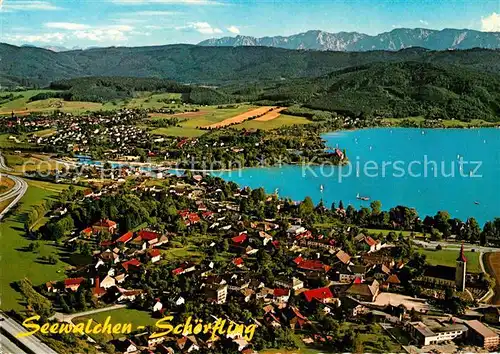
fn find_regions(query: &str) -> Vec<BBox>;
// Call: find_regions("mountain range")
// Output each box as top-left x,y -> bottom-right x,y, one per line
198,28 -> 500,51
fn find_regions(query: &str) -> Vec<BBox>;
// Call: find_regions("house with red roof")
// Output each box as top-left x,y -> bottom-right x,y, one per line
297,259 -> 331,273
232,257 -> 244,268
273,288 -> 290,303
178,210 -> 201,226
359,236 -> 382,253
186,213 -> 200,226
303,287 -> 334,303
172,262 -> 196,276
293,255 -> 304,265
138,230 -> 159,243
116,231 -> 133,244
147,249 -> 161,263
64,277 -> 85,292
92,219 -> 117,234
121,259 -> 142,272
92,277 -> 107,298
81,227 -> 93,238
231,232 -> 247,244
177,138 -> 189,148
202,211 -> 214,220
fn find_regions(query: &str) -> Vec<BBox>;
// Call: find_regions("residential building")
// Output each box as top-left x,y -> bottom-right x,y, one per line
346,279 -> 380,302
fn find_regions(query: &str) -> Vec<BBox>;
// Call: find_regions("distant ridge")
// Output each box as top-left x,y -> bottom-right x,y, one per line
198,28 -> 500,51
1,42 -> 500,88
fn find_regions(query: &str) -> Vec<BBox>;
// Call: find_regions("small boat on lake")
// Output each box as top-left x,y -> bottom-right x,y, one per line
356,193 -> 370,201
474,201 -> 480,205
320,184 -> 324,192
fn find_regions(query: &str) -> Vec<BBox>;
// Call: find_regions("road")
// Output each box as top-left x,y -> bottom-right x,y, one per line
0,313 -> 58,354
0,152 -> 28,221
0,332 -> 26,354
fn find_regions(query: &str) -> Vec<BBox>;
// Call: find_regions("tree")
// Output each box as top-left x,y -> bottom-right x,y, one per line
299,196 -> 314,217
467,217 -> 481,243
370,200 -> 382,215
250,187 -> 266,203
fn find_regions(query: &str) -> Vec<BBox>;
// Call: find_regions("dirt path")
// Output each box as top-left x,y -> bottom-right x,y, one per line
254,107 -> 286,121
484,252 -> 500,304
203,106 -> 276,128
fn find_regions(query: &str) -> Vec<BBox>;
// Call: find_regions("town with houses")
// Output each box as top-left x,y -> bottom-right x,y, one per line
0,105 -> 499,354
5,162 -> 497,354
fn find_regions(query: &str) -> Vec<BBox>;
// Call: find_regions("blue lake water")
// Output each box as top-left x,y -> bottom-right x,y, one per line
218,128 -> 500,225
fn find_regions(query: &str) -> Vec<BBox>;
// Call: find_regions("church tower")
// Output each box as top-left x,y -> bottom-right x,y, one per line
455,243 -> 467,291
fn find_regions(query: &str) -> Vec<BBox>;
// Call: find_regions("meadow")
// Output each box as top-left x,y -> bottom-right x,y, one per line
73,308 -> 158,342
0,182 -> 68,311
149,106 -> 312,137
417,248 -> 481,273
0,90 -> 184,115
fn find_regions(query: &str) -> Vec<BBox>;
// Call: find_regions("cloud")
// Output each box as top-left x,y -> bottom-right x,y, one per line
5,32 -> 66,43
134,10 -> 178,15
177,22 -> 222,34
2,1 -> 61,11
227,25 -> 240,34
74,25 -> 134,42
110,0 -> 221,5
45,22 -> 90,30
7,24 -> 136,44
481,12 -> 500,32
419,19 -> 429,26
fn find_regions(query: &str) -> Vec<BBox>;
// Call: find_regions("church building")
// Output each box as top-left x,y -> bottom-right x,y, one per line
418,244 -> 467,291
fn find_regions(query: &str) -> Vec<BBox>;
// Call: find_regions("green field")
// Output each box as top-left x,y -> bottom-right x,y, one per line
0,183 -> 67,310
0,134 -> 32,150
418,248 -> 481,273
73,307 -> 158,342
149,105 -> 255,137
0,91 -> 186,115
149,107 -> 312,137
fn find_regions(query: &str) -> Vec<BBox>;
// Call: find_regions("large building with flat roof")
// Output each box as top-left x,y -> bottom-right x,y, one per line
406,320 -> 468,346
465,320 -> 499,350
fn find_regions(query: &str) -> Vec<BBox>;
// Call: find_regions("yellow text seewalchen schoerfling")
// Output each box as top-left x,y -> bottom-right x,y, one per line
18,315 -> 256,341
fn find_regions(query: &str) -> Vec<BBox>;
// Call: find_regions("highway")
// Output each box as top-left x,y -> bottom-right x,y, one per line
0,332 -> 26,354
0,313 -> 58,354
0,153 -> 28,221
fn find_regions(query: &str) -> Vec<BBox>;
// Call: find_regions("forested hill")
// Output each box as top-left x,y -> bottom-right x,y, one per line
259,62 -> 500,121
1,42 -> 500,87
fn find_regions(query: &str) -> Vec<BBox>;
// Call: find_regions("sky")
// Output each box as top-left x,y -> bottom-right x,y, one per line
0,0 -> 499,48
